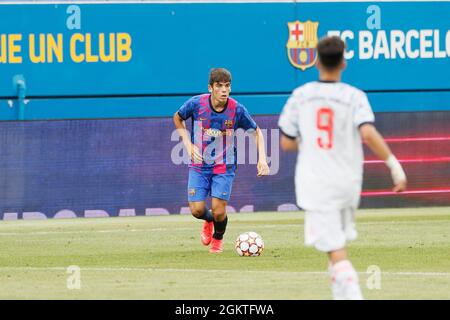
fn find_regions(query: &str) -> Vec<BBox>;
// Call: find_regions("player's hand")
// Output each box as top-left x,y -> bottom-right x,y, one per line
392,179 -> 407,193
257,161 -> 270,177
385,155 -> 407,193
186,143 -> 203,164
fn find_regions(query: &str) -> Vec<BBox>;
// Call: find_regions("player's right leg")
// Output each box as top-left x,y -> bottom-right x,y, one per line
189,201 -> 214,245
187,169 -> 214,245
304,208 -> 363,300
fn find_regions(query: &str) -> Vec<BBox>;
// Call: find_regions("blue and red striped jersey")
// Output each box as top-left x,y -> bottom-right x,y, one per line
177,94 -> 257,173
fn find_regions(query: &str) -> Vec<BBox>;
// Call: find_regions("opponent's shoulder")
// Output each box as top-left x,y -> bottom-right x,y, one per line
285,83 -> 313,104
338,82 -> 368,100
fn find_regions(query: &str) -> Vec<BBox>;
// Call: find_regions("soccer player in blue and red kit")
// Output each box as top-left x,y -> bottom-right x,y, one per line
173,68 -> 270,253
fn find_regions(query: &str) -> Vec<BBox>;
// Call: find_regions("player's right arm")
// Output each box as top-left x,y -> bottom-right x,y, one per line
173,103 -> 203,163
359,123 -> 407,192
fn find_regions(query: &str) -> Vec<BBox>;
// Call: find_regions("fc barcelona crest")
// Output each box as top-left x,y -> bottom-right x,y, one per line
287,20 -> 319,71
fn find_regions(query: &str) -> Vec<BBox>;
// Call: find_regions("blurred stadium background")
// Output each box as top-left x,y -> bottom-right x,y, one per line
0,0 -> 449,300
1,0 -> 449,219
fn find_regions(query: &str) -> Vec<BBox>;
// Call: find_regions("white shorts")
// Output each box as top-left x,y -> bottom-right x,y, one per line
304,207 -> 358,253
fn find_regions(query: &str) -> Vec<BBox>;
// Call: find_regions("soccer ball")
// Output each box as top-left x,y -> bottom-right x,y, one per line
235,231 -> 264,257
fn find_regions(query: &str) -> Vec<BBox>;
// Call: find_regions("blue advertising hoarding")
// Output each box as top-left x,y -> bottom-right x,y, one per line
1,112 -> 450,220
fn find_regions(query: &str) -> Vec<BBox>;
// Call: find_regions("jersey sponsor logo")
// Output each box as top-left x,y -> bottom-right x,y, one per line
203,127 -> 233,137
286,20 -> 319,71
189,188 -> 196,196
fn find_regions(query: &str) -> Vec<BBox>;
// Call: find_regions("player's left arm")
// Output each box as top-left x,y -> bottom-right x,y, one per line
355,91 -> 406,192
254,126 -> 270,177
238,105 -> 270,176
360,124 -> 407,192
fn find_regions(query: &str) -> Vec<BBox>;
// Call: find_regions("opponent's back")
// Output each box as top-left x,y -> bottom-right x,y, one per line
279,80 -> 375,210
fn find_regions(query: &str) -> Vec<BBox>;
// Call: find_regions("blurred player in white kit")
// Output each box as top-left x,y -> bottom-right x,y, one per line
278,36 -> 407,300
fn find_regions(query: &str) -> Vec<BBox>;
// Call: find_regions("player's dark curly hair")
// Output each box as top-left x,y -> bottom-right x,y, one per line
317,36 -> 345,70
209,68 -> 232,85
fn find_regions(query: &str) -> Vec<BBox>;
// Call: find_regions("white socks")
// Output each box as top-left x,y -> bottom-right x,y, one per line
329,260 -> 363,300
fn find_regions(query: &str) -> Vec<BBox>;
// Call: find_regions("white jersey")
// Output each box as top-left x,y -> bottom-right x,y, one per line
278,81 -> 375,212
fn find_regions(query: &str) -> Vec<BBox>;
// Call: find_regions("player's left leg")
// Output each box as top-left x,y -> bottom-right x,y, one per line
304,207 -> 362,300
328,206 -> 362,300
328,248 -> 363,300
209,169 -> 235,253
211,197 -> 228,237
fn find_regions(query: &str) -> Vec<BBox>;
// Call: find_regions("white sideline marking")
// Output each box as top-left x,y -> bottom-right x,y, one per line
0,219 -> 447,236
0,267 -> 449,277
0,228 -> 161,236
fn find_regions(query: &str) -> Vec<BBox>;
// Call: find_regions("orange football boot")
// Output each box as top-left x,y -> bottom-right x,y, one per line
201,221 -> 214,246
209,238 -> 223,253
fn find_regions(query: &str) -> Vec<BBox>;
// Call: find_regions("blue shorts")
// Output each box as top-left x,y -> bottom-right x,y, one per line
187,167 -> 235,202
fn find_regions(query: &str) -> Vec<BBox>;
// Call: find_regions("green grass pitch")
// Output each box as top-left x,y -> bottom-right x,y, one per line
0,207 -> 449,299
